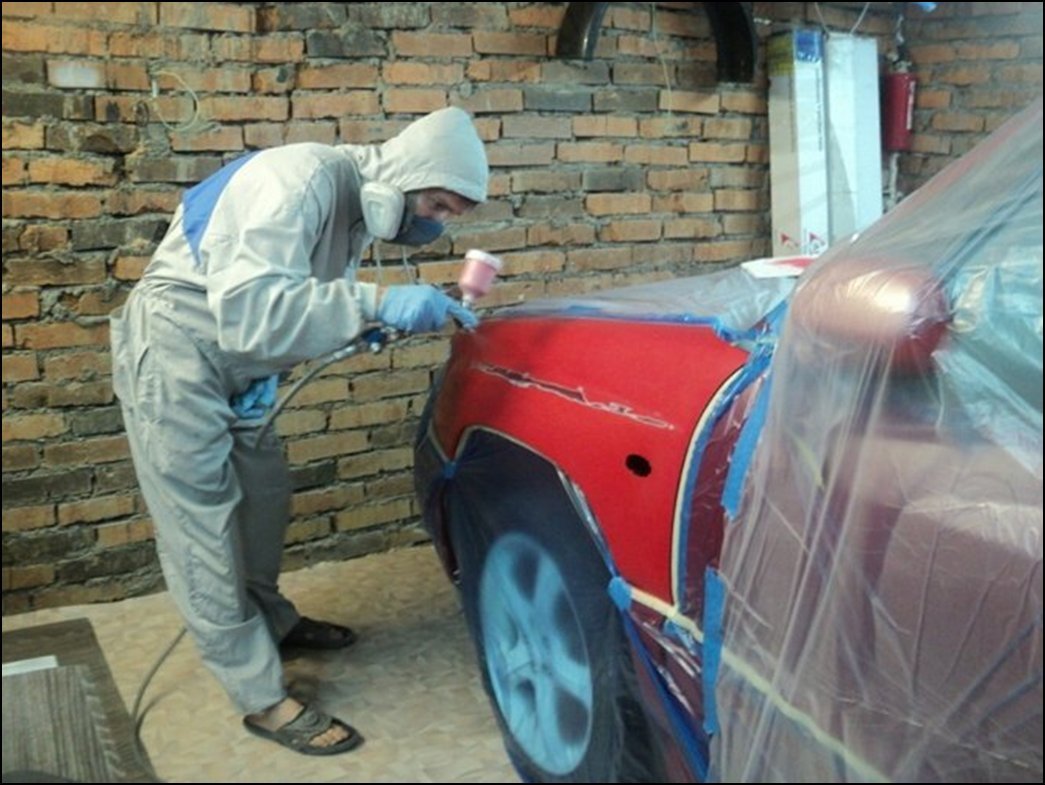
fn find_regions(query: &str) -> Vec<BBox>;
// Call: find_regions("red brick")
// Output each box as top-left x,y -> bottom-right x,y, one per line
52,2 -> 152,24
391,342 -> 452,371
1,444 -> 40,471
664,217 -> 721,239
931,112 -> 986,132
2,190 -> 103,219
4,258 -> 106,286
660,90 -> 719,114
202,96 -> 289,122
95,95 -> 193,124
329,399 -> 410,430
273,409 -> 326,438
474,31 -> 549,56
383,62 -> 464,85
511,170 -> 580,193
113,255 -> 149,281
2,352 -> 39,383
694,239 -> 764,263
916,89 -> 952,110
647,168 -> 709,191
498,115 -> 568,140
283,378 -> 347,408
956,41 -> 1021,60
335,498 -> 413,532
291,485 -> 365,517
573,116 -> 639,137
294,63 -> 378,90
380,90 -> 447,115
104,62 -> 150,91
498,250 -> 566,276
721,91 -> 766,114
466,60 -> 541,83
2,3 -> 54,18
159,3 -> 254,32
616,63 -> 668,85
95,518 -> 154,548
1,20 -> 108,55
933,64 -> 992,86
526,224 -> 597,247
18,225 -> 68,252
287,431 -> 368,464
910,133 -> 952,155
15,321 -> 108,350
28,157 -> 118,186
60,289 -> 127,317
653,192 -> 715,213
609,5 -> 650,31
154,67 -> 252,94
2,291 -> 40,320
391,31 -> 472,58
624,145 -> 689,166
557,141 -> 624,163
57,494 -> 136,525
286,123 -> 337,145
508,4 -> 565,28
639,116 -> 703,138
703,117 -> 753,139
170,127 -> 245,152
568,247 -> 633,272
456,89 -> 525,115
689,142 -> 746,163
42,350 -> 110,381
723,214 -> 766,235
3,412 -> 66,442
351,369 -> 431,402
2,121 -> 45,149
714,189 -> 762,211
43,434 -> 128,466
616,34 -> 661,59
108,31 -> 209,59
210,36 -> 253,62
599,219 -> 662,243
106,189 -> 180,216
1,504 -> 55,533
252,68 -> 294,94
585,193 -> 652,216
487,143 -> 555,167
255,34 -> 304,63
5,564 -> 56,590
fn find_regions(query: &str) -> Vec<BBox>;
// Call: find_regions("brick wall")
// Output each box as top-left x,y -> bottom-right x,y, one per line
2,2 -> 1041,613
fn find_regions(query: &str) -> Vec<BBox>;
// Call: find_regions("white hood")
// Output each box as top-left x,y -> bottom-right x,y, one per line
343,107 -> 489,203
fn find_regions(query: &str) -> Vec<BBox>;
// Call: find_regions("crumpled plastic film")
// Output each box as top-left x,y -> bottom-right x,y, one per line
711,97 -> 1042,782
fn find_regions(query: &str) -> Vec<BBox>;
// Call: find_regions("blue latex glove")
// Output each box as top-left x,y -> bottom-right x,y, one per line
230,374 -> 279,419
378,285 -> 478,332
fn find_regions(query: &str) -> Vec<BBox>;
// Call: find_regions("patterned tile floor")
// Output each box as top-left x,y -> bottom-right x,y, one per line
2,546 -> 520,783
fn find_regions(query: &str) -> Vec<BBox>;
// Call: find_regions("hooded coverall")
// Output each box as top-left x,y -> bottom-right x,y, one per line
110,108 -> 488,715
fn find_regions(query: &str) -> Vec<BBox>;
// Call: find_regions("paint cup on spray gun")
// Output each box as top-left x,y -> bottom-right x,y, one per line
458,249 -> 502,308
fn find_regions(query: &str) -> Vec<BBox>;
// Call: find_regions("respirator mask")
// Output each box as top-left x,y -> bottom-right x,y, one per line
360,182 -> 444,246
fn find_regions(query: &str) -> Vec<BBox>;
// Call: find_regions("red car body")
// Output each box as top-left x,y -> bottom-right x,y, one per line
414,98 -> 1043,782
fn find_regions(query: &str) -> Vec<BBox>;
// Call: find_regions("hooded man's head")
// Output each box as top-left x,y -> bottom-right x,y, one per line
348,107 -> 489,205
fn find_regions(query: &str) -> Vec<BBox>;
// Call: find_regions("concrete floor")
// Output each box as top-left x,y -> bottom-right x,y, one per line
1,545 -> 520,783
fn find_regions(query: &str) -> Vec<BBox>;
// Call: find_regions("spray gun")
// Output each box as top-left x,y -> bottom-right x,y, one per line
457,249 -> 503,309
256,251 -> 501,444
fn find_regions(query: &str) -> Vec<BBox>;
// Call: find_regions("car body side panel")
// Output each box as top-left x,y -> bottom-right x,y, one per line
432,316 -> 749,602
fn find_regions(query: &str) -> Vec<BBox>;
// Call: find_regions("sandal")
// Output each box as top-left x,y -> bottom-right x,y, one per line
243,703 -> 363,756
280,616 -> 357,651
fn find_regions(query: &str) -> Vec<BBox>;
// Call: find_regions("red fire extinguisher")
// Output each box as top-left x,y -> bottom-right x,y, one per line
883,68 -> 916,152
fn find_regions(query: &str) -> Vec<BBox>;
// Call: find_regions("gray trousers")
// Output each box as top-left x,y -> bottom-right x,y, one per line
111,288 -> 299,715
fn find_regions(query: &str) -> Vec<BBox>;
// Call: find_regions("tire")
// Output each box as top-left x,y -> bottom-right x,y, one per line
445,433 -> 662,783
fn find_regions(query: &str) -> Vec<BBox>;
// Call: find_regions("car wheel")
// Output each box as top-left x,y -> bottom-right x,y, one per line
446,435 -> 662,783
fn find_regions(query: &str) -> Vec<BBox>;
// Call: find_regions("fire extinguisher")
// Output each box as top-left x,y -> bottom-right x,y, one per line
883,66 -> 916,152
